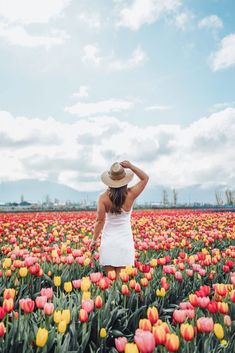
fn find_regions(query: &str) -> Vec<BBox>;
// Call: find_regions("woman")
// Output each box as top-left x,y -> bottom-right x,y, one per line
89,160 -> 149,278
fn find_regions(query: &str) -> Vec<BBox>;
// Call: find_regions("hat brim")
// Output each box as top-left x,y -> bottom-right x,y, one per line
101,169 -> 134,188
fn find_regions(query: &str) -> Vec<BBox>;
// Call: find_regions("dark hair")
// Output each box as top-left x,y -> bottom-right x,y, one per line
107,185 -> 128,214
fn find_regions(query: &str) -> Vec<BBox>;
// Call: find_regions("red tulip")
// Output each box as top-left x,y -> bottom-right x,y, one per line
0,307 -> 6,320
19,298 -> 35,313
0,323 -> 5,337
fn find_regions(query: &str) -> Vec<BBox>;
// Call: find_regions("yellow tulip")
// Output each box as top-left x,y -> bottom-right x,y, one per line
51,250 -> 58,258
125,343 -> 139,353
81,278 -> 91,292
36,328 -> 48,348
58,320 -> 67,333
61,309 -> 71,324
220,339 -> 228,346
64,282 -> 72,293
125,266 -> 133,275
214,323 -> 224,340
84,258 -> 90,266
19,267 -> 28,277
3,258 -> 12,269
150,259 -> 158,267
54,310 -> 62,324
54,276 -> 61,287
156,288 -> 166,297
82,291 -> 91,301
100,328 -> 107,338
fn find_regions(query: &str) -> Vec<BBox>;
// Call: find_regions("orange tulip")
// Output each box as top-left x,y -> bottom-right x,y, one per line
147,306 -> 159,324
165,333 -> 180,352
3,288 -> 15,300
79,308 -> 88,323
139,319 -> 152,332
180,323 -> 194,341
95,295 -> 103,309
3,298 -> 14,313
152,325 -> 166,345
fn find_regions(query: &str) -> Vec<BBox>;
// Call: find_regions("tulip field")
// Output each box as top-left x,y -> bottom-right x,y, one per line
0,209 -> 235,353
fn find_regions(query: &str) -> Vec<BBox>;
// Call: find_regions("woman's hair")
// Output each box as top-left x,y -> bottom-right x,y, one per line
107,185 -> 128,214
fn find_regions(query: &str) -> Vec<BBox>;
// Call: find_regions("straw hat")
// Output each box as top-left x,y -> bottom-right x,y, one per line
101,162 -> 134,188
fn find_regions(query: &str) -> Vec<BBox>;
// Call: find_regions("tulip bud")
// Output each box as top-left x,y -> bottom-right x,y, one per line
100,328 -> 107,338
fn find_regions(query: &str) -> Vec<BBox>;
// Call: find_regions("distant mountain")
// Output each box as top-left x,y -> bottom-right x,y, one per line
0,179 -> 100,203
0,179 -> 228,204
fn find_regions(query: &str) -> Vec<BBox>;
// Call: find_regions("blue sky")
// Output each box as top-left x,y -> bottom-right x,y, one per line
0,0 -> 235,193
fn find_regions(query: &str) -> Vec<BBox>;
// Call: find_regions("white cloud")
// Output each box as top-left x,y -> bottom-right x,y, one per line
175,12 -> 190,29
108,46 -> 147,71
0,0 -> 71,25
117,0 -> 182,31
210,33 -> 235,71
65,99 -> 134,116
72,86 -> 89,99
198,15 -> 223,29
145,105 -> 171,111
0,23 -> 68,48
82,44 -> 147,71
78,12 -> 102,30
0,108 -> 234,191
82,44 -> 103,66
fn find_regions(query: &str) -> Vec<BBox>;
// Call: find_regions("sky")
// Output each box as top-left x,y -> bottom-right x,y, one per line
0,0 -> 235,193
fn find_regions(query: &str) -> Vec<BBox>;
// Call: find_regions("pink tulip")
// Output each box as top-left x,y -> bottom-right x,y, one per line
134,329 -> 155,353
40,288 -> 53,300
44,303 -> 54,315
90,272 -> 103,283
197,317 -> 214,333
115,337 -> 128,352
174,271 -> 183,281
173,309 -> 187,323
81,300 -> 94,313
197,297 -> 210,309
72,279 -> 82,289
186,269 -> 193,277
35,296 -> 47,309
179,302 -> 194,310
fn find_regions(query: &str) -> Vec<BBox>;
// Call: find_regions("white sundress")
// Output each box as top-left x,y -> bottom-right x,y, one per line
99,206 -> 135,267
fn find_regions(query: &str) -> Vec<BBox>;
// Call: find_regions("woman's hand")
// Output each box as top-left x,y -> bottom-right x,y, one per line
89,238 -> 98,251
120,160 -> 132,169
